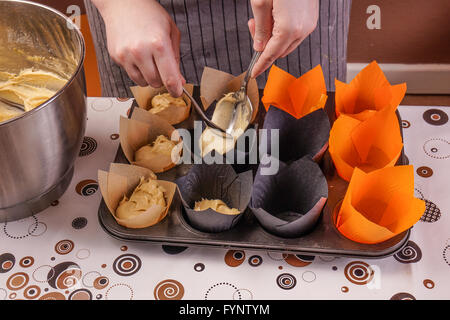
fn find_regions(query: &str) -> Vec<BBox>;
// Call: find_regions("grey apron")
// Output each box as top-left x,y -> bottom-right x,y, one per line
85,0 -> 351,97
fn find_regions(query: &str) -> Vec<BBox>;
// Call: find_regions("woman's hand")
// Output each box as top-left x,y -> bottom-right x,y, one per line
248,0 -> 319,78
93,0 -> 184,97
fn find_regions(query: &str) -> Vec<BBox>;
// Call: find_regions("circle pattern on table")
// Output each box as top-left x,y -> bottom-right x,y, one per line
423,109 -> 448,126
302,271 -> 317,283
19,256 -> 34,268
248,255 -> 263,267
39,292 -> 65,300
91,98 -> 113,112
6,272 -> 29,291
224,250 -> 246,267
420,200 -> 441,223
79,136 -> 98,157
390,292 -> 416,300
69,288 -> 92,300
0,253 -> 15,273
344,261 -> 374,285
82,271 -> 101,287
55,240 -> 74,255
154,279 -> 184,300
423,279 -> 435,289
401,120 -> 411,128
32,265 -> 54,283
112,254 -> 142,276
3,216 -> 38,239
394,241 -> 422,263
416,166 -> 433,178
283,254 -> 315,267
205,282 -> 240,300
194,263 -> 205,272
48,262 -> 82,290
276,273 -> 297,290
106,283 -> 134,300
23,285 -> 41,299
423,138 -> 450,159
75,179 -> 98,196
94,276 -> 109,290
72,217 -> 88,230
233,288 -> 253,300
110,133 -> 120,140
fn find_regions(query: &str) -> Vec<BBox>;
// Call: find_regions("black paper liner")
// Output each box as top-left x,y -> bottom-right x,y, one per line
250,155 -> 328,238
175,164 -> 253,233
262,107 -> 330,162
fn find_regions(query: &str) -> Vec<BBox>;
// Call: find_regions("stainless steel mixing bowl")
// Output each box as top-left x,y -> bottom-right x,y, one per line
0,0 -> 86,222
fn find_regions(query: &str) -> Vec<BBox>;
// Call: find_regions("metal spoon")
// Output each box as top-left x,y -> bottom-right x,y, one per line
225,51 -> 261,135
0,96 -> 25,112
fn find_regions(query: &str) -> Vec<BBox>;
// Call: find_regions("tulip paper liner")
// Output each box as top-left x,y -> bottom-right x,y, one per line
335,61 -> 407,120
335,166 -> 425,244
329,103 -> 403,182
261,64 -> 328,119
98,163 -> 177,229
130,83 -> 194,125
175,164 -> 253,233
262,106 -> 330,163
250,156 -> 328,238
119,107 -> 183,173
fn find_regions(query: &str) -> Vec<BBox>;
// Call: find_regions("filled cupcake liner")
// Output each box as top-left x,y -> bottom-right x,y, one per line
250,155 -> 328,238
119,108 -> 183,173
98,163 -> 177,229
175,164 -> 253,233
130,83 -> 194,125
262,106 -> 330,163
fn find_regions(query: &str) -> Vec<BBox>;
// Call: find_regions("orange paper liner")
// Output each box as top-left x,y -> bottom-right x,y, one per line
335,166 -> 425,244
261,64 -> 328,119
328,103 -> 403,182
130,83 -> 194,125
335,61 -> 407,119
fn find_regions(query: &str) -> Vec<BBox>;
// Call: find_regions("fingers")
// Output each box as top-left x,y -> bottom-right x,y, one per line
251,33 -> 290,78
124,63 -> 147,87
250,0 -> 273,51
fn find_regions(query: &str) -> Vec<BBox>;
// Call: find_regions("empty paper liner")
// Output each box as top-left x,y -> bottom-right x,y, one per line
98,163 -> 177,229
262,64 -> 328,119
250,156 -> 328,238
335,61 -> 407,120
130,83 -> 194,125
329,104 -> 403,181
175,164 -> 253,233
335,166 -> 425,244
119,107 -> 183,173
262,106 -> 330,163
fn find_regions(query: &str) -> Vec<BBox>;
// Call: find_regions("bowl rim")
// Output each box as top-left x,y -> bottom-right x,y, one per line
0,0 -> 86,127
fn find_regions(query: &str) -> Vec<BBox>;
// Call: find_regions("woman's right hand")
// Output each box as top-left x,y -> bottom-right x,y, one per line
93,0 -> 185,97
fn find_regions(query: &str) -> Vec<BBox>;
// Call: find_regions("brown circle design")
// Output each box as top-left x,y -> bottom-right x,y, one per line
75,179 -> 98,196
341,286 -> 349,293
0,253 -> 15,273
9,292 -> 17,299
423,279 -> 435,289
110,133 -> 119,140
120,246 -> 128,252
394,241 -> 422,263
420,200 -> 441,223
39,292 -> 66,300
224,250 -> 246,267
19,256 -> 34,268
423,138 -> 450,159
390,292 -> 416,300
6,272 -> 29,291
23,285 -> 41,299
248,255 -> 263,267
416,166 -> 433,178
283,254 -> 315,267
423,109 -> 448,126
401,120 -> 411,128
344,261 -> 374,285
276,273 -> 297,290
55,240 -> 74,255
48,262 -> 82,290
79,136 -> 98,157
101,264 -> 107,268
154,279 -> 184,300
93,276 -> 109,290
69,289 -> 92,300
113,254 -> 142,276
117,97 -> 131,102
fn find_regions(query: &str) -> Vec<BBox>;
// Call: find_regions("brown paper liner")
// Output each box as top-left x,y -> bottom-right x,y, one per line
335,166 -> 425,244
119,108 -> 183,173
335,61 -> 407,120
199,66 -> 259,123
98,163 -> 177,229
130,83 -> 194,125
261,64 -> 328,119
328,104 -> 403,182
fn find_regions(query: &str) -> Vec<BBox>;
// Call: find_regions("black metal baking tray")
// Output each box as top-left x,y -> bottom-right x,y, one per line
98,90 -> 410,259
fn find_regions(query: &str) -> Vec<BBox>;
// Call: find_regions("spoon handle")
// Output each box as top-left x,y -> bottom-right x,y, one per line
182,87 -> 226,133
242,51 -> 262,90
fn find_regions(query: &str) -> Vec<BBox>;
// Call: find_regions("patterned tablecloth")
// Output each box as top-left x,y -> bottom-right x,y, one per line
0,98 -> 449,301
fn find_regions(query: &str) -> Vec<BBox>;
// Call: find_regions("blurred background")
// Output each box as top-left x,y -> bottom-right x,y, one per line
31,0 -> 450,104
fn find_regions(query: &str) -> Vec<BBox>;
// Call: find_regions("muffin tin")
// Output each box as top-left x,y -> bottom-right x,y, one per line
98,90 -> 410,259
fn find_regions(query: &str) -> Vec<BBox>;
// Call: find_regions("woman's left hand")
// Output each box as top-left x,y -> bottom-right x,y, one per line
248,0 -> 319,78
